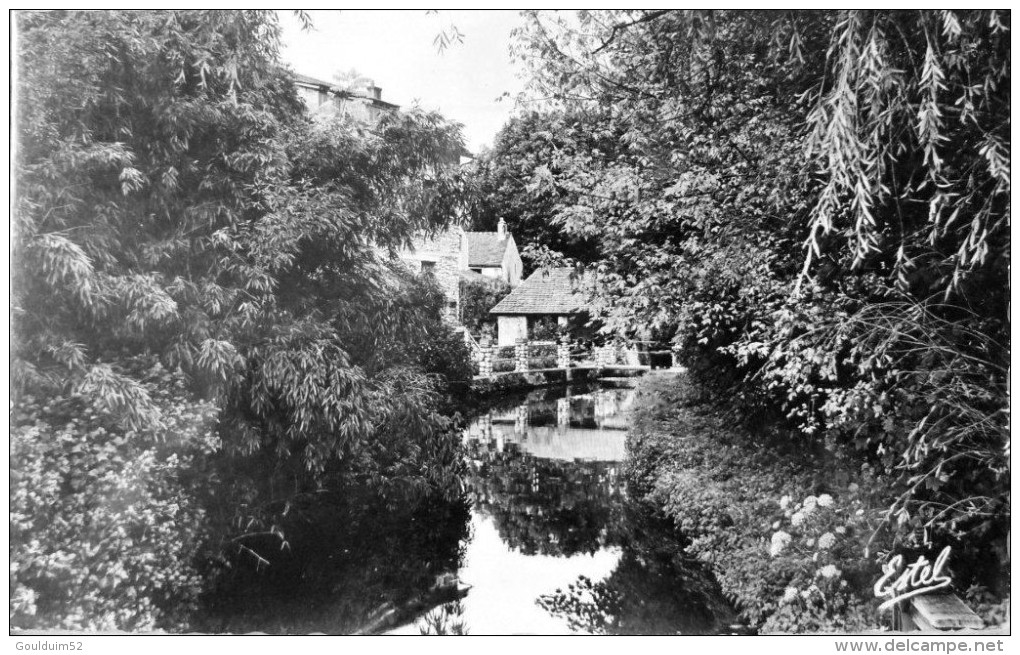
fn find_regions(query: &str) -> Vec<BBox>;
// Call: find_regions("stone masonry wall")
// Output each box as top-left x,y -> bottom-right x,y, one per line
396,228 -> 463,318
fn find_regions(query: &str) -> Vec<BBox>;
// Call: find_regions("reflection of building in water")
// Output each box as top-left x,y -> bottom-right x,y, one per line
515,405 -> 528,435
556,398 -> 570,426
464,389 -> 634,463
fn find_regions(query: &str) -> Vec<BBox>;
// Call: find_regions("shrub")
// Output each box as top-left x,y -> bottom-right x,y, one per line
729,286 -> 1009,550
460,277 -> 510,334
10,358 -> 219,632
627,373 -> 892,633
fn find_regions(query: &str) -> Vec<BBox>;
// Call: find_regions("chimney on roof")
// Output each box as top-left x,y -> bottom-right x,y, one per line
366,84 -> 382,101
497,217 -> 507,239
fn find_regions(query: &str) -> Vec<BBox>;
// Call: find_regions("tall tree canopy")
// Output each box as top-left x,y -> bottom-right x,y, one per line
507,9 -> 1008,549
468,109 -> 624,268
12,9 -> 472,630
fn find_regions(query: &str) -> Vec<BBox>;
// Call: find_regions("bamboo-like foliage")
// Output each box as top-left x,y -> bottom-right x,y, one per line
11,10 -> 473,630
13,10 -> 470,471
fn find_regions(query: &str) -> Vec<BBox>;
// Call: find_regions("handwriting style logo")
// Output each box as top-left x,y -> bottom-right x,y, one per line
874,546 -> 952,612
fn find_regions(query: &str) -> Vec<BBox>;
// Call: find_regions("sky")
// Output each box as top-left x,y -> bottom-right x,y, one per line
278,10 -> 528,154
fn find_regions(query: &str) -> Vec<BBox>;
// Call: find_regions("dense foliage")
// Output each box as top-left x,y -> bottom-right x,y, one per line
626,374 -> 1008,633
458,276 -> 509,336
507,9 -> 1009,565
467,110 -> 620,268
12,10 -> 471,631
10,358 -> 218,631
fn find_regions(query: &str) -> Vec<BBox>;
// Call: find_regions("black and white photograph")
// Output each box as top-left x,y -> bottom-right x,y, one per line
8,6 -> 1012,645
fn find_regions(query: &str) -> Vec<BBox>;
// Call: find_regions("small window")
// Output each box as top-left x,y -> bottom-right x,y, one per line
421,261 -> 436,275
470,268 -> 482,274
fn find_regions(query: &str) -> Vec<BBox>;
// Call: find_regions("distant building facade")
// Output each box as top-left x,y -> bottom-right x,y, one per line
396,218 -> 523,321
397,228 -> 468,320
293,72 -> 399,122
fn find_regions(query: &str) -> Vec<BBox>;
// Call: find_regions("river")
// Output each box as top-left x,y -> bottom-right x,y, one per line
388,383 -> 734,635
198,382 -> 736,635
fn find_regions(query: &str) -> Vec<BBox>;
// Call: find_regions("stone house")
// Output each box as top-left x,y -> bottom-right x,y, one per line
463,218 -> 523,287
489,267 -> 591,346
396,218 -> 523,321
397,227 -> 468,321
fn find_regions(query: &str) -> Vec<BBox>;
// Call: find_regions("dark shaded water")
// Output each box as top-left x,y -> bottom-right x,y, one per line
198,384 -> 734,635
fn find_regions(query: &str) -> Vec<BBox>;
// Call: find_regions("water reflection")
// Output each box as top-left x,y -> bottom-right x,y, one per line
198,385 -> 734,635
400,386 -> 734,635
195,485 -> 471,635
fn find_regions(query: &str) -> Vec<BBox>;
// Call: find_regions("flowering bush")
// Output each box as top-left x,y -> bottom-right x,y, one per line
759,491 -> 881,633
627,373 -> 890,633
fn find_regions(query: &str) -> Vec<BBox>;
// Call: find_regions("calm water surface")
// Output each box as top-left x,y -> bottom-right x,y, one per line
199,384 -> 732,635
389,385 -> 731,635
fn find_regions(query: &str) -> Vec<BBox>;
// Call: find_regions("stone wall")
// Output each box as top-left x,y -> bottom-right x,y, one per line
514,339 -> 529,372
396,228 -> 463,319
477,345 -> 494,377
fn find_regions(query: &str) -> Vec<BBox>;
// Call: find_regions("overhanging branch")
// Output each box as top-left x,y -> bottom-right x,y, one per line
592,10 -> 672,54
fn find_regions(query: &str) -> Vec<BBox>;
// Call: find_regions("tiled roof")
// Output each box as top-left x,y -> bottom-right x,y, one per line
490,268 -> 590,315
466,232 -> 510,267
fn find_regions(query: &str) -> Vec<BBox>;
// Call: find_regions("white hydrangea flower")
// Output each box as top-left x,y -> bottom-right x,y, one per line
769,530 -> 792,557
779,495 -> 792,510
817,494 -> 834,508
772,520 -> 781,530
806,537 -> 815,547
782,587 -> 799,603
819,564 -> 841,579
802,495 -> 818,514
835,526 -> 847,535
818,532 -> 836,549
791,511 -> 806,527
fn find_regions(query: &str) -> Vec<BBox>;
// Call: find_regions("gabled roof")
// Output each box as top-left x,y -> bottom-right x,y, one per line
490,267 -> 591,315
465,232 -> 511,267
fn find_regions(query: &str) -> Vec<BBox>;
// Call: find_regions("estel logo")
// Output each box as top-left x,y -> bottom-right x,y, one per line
874,546 -> 953,612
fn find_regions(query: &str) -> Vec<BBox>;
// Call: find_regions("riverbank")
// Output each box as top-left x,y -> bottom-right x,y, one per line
623,373 -> 1009,634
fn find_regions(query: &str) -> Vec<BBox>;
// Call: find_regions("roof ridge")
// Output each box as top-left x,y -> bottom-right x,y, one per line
489,267 -> 590,315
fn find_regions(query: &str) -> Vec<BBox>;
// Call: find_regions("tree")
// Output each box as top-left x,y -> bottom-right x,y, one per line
508,9 -> 1008,551
11,9 -> 472,630
467,110 -> 621,269
459,276 -> 509,335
